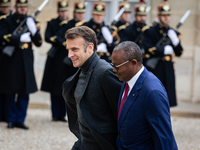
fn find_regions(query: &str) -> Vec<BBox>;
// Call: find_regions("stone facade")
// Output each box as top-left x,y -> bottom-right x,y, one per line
16,0 -> 199,103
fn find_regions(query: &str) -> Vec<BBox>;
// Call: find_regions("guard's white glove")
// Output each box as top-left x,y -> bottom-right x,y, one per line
20,32 -> 31,42
26,17 -> 37,36
141,48 -> 145,54
97,43 -> 108,53
167,29 -> 179,47
164,45 -> 174,55
101,26 -> 113,44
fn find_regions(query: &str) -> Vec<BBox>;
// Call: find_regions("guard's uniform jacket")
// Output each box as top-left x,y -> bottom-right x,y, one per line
0,12 -> 10,122
114,20 -> 130,42
114,20 -> 130,28
83,19 -> 105,45
142,23 -> 183,107
84,19 -> 113,62
119,21 -> 147,48
56,18 -> 86,49
0,13 -> 42,94
41,17 -> 77,96
0,12 -> 10,56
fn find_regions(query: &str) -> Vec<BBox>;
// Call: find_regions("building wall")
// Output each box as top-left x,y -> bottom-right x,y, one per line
20,0 -> 199,102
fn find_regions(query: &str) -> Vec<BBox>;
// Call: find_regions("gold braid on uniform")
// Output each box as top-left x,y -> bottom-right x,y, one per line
141,25 -> 150,32
111,26 -> 120,45
118,22 -> 130,31
75,20 -> 86,27
50,36 -> 57,43
148,47 -> 156,55
0,15 -> 7,20
3,34 -> 11,42
59,20 -> 68,26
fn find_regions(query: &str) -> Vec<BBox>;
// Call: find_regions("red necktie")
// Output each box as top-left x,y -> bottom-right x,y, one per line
118,83 -> 129,119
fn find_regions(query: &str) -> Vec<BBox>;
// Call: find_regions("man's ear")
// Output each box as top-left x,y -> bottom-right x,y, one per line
87,43 -> 94,53
131,59 -> 137,67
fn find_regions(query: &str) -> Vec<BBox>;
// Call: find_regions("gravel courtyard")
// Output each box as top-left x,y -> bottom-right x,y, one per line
0,108 -> 200,150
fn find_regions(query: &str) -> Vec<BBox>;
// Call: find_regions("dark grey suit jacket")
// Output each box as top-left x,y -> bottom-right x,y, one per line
62,53 -> 122,150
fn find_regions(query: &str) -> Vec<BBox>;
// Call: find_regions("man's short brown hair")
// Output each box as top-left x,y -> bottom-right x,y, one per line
65,26 -> 97,51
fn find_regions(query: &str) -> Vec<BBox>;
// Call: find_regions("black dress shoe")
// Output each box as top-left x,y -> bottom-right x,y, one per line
7,122 -> 15,129
15,122 -> 29,130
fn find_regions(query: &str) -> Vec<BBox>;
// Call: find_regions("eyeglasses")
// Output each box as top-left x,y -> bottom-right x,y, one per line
110,60 -> 130,71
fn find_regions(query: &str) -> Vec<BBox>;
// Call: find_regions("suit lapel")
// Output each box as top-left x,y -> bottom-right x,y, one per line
79,53 -> 100,101
118,67 -> 149,131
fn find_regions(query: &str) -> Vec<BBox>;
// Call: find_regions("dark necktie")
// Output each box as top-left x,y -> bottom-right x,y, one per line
118,83 -> 129,119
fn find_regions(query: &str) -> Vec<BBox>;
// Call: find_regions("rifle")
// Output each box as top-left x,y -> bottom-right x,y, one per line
111,7 -> 126,26
145,10 -> 191,70
9,5 -> 14,15
3,0 -> 49,57
134,6 -> 151,44
156,10 -> 191,47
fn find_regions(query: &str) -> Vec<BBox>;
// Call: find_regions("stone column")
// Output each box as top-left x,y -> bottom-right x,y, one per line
192,0 -> 200,102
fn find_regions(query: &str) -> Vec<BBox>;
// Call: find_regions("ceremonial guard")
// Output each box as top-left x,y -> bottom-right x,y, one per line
114,0 -> 131,41
142,0 -> 183,107
119,0 -> 147,49
56,0 -> 86,49
83,0 -> 113,62
41,1 -> 77,122
114,1 -> 131,28
0,0 -> 42,129
0,0 -> 11,123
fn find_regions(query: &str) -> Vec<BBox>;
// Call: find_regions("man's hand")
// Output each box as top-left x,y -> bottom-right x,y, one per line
26,17 -> 37,36
20,32 -> 31,42
167,29 -> 179,47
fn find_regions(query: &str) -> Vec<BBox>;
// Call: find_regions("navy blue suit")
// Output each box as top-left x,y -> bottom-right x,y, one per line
117,67 -> 178,150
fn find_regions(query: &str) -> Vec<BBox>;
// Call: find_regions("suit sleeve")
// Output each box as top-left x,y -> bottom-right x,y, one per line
144,90 -> 178,150
101,68 -> 122,120
62,79 -> 81,140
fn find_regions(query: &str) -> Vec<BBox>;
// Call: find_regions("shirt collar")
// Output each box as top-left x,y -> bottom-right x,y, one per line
127,66 -> 144,93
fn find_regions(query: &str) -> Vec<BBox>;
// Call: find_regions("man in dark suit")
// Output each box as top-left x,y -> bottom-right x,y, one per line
111,41 -> 178,150
63,26 -> 122,150
0,0 -> 42,129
